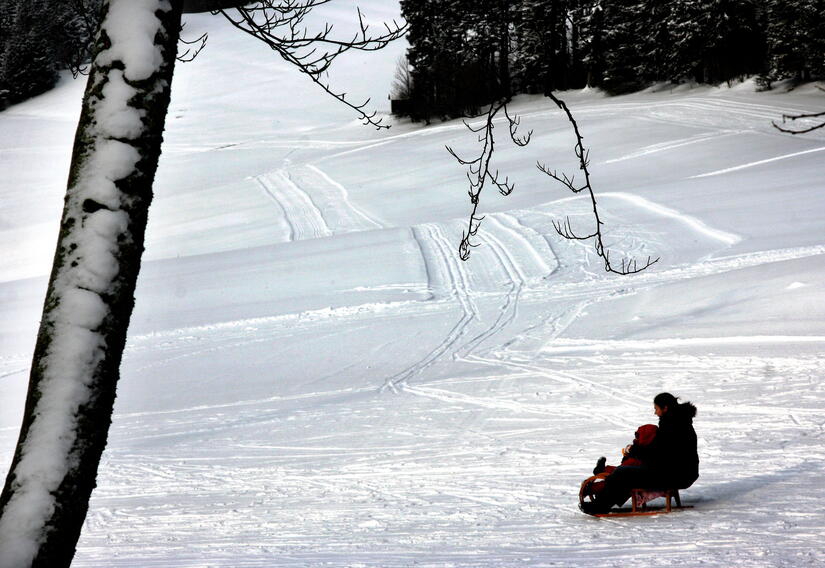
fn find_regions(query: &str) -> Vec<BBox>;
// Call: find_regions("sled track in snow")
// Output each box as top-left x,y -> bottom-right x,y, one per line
640,98 -> 825,137
410,238 -> 825,424
462,245 -> 825,416
559,242 -> 825,302
515,199 -> 825,303
256,171 -> 331,241
0,367 -> 26,382
599,192 -> 742,245
404,231 -> 641,431
465,354 -> 647,421
401,381 -> 634,430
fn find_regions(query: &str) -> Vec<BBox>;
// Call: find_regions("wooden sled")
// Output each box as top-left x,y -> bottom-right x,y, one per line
595,489 -> 693,517
580,475 -> 691,517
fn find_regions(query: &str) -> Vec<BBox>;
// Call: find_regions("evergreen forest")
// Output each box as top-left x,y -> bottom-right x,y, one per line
0,0 -> 101,108
397,0 -> 825,121
1,1 -> 823,117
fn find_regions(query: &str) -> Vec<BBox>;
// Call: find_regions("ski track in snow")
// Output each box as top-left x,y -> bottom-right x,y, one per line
122,233 -> 825,394
382,223 -> 479,392
317,95 -> 822,165
453,217 -> 528,356
691,145 -> 825,178
572,96 -> 815,125
384,213 -> 560,393
254,164 -> 387,241
599,192 -> 742,246
297,164 -> 385,231
601,129 -> 744,164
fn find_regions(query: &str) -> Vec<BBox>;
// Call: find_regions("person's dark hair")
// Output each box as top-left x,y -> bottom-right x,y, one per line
654,392 -> 678,409
654,392 -> 697,418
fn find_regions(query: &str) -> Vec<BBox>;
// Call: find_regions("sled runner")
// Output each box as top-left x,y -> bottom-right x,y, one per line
579,474 -> 691,517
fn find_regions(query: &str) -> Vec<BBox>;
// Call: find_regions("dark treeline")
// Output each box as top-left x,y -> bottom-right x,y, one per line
398,0 -> 825,121
0,0 -> 101,108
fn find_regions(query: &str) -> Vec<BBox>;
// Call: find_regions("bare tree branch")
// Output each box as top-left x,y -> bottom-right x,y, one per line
177,24 -> 209,62
537,92 -> 658,275
446,98 -> 531,260
449,93 -> 656,274
65,0 -> 103,78
772,85 -> 825,134
219,0 -> 408,129
772,110 -> 825,134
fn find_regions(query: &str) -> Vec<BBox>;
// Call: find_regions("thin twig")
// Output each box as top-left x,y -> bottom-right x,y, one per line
220,1 -> 408,129
177,25 -> 208,62
540,92 -> 659,275
772,85 -> 825,134
446,98 -> 531,260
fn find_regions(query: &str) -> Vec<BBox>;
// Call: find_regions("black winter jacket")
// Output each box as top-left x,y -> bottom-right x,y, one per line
630,403 -> 699,488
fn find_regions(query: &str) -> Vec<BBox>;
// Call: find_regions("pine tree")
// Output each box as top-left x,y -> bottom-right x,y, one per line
400,0 -> 817,107
599,0 -> 645,94
515,0 -> 556,93
401,0 -> 512,120
53,0 -> 103,74
0,3 -> 16,105
567,0 -> 589,88
667,0 -> 764,84
0,0 -> 102,106
513,0 -> 588,93
579,0 -> 605,87
766,0 -> 825,81
2,0 -> 58,104
637,0 -> 673,83
703,0 -> 765,83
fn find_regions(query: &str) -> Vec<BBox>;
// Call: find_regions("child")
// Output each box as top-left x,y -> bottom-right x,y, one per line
593,423 -> 658,475
579,424 -> 659,509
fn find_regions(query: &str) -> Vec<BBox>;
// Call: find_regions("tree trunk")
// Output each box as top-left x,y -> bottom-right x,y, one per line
0,1 -> 182,566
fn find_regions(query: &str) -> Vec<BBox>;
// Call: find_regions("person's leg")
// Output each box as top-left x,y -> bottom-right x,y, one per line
583,465 -> 654,513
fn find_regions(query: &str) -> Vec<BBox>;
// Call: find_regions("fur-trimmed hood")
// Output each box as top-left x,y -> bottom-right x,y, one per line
677,402 -> 697,419
660,401 -> 697,426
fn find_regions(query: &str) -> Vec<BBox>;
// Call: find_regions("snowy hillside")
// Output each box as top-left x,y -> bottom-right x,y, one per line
2,3 -> 825,566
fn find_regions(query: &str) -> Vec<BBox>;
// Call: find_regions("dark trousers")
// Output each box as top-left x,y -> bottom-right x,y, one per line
593,465 -> 657,508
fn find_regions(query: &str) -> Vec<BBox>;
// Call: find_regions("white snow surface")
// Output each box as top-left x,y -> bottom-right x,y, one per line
2,3 -> 825,566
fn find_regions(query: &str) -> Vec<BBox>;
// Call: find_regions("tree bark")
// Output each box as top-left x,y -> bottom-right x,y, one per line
0,1 -> 182,566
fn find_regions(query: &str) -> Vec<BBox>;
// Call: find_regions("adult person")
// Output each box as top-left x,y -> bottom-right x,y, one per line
580,392 -> 699,515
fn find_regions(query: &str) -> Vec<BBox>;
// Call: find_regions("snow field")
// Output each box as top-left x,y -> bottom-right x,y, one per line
2,3 -> 825,566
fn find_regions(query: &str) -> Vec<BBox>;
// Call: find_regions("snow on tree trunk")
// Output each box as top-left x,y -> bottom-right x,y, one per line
0,1 -> 182,566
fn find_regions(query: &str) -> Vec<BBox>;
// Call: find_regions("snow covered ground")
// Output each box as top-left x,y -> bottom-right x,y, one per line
2,4 -> 825,566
